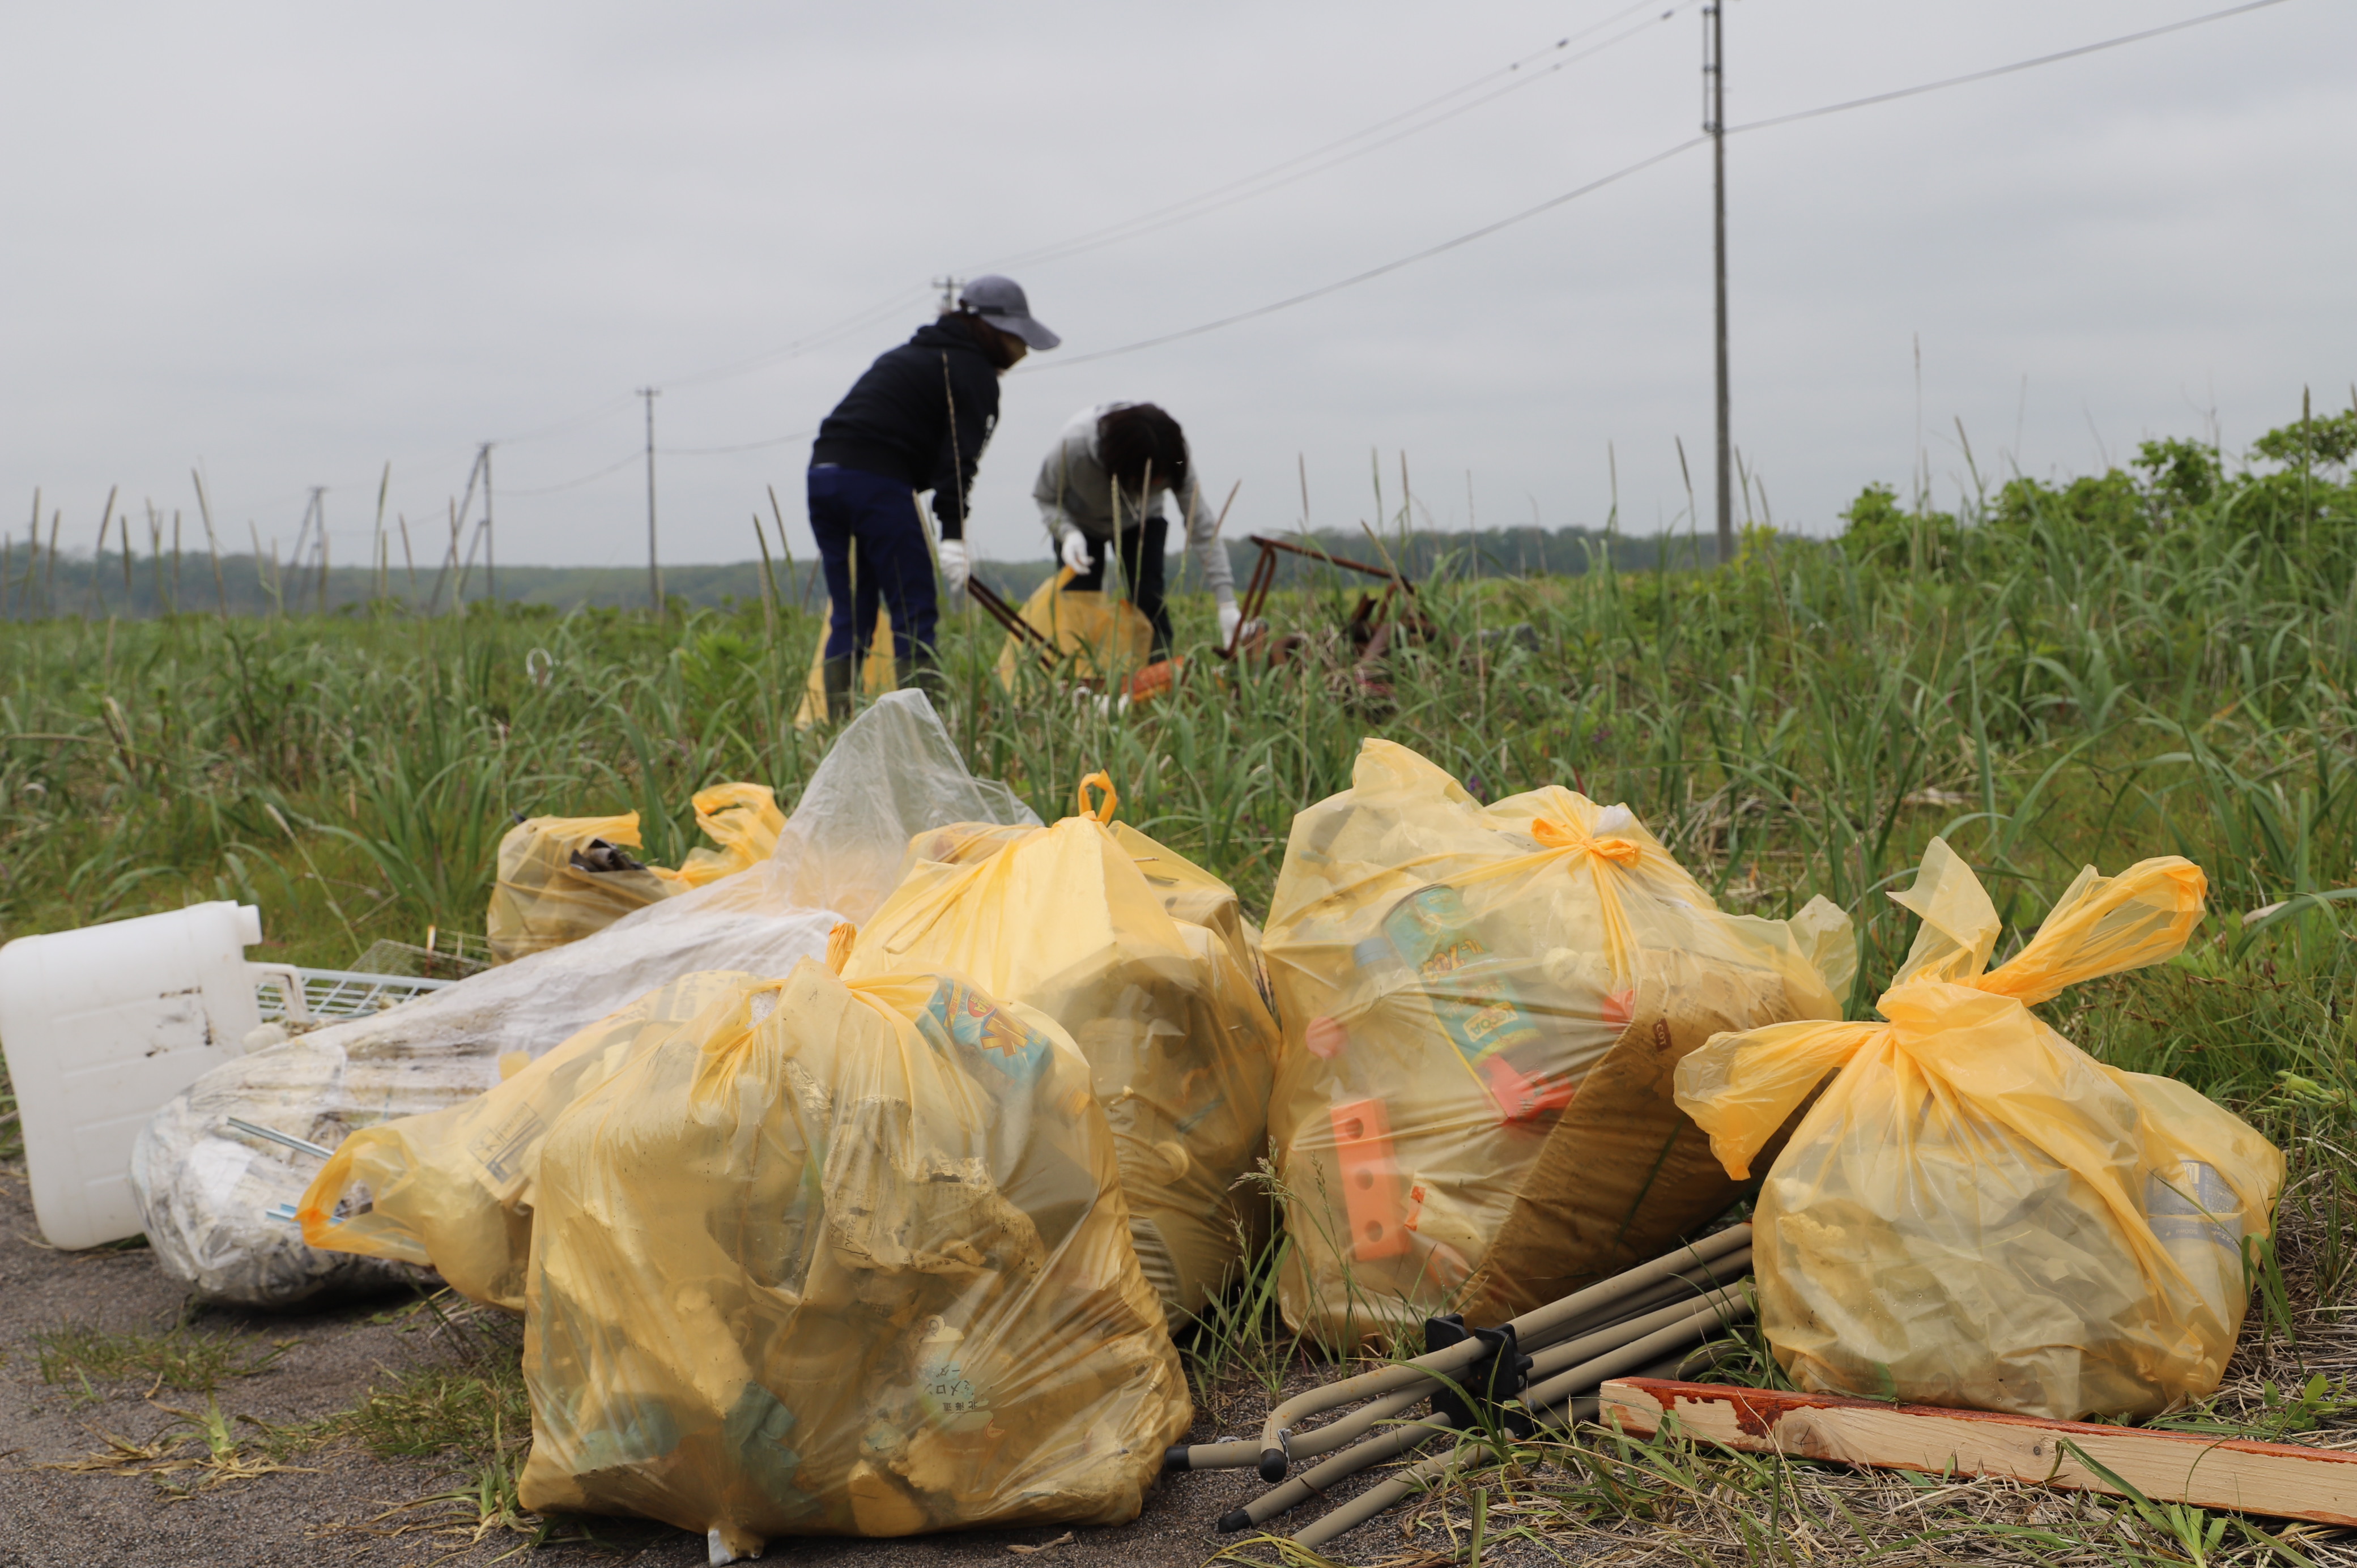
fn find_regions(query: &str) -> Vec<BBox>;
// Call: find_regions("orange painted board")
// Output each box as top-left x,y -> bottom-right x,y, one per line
1599,1378 -> 2357,1528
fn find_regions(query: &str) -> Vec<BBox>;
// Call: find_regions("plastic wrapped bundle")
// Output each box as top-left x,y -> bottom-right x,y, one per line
487,782 -> 785,962
132,694 -> 1038,1307
1263,740 -> 1854,1347
517,958 -> 1190,1554
1675,838 -> 2284,1421
842,774 -> 1279,1328
295,969 -> 760,1311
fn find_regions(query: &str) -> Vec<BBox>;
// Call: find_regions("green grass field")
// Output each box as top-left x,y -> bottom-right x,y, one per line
4,400 -> 2356,1561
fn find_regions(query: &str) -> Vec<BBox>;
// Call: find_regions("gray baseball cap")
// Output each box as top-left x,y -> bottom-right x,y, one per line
959,274 -> 1060,351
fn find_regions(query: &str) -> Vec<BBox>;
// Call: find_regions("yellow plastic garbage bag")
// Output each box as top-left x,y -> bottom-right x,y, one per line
516,955 -> 1189,1552
1674,838 -> 2284,1422
486,783 -> 785,962
793,600 -> 898,731
296,969 -> 758,1311
993,568 -> 1154,690
1263,739 -> 1854,1347
841,773 -> 1280,1329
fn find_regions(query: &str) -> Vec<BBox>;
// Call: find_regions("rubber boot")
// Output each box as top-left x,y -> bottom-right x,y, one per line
896,650 -> 949,708
821,656 -> 856,722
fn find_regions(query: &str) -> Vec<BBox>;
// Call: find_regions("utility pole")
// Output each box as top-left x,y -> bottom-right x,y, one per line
314,488 -> 331,613
930,275 -> 963,311
1705,0 -> 1732,568
478,442 -> 496,607
639,387 -> 662,615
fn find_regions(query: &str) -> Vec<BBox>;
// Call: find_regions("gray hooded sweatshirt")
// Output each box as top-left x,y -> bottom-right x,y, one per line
1032,403 -> 1236,599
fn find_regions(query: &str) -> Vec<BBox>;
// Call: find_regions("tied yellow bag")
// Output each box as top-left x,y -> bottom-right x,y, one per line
841,773 -> 1279,1330
516,956 -> 1189,1553
486,783 -> 785,962
296,969 -> 759,1311
993,568 -> 1154,690
1264,740 -> 1854,1347
1674,838 -> 2286,1421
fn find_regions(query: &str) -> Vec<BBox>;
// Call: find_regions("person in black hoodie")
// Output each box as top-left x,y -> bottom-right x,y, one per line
807,275 -> 1059,711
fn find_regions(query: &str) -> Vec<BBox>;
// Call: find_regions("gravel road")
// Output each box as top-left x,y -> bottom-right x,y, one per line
0,1165 -> 1337,1568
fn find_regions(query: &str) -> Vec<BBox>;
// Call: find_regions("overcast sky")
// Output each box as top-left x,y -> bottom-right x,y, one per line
6,0 -> 2351,573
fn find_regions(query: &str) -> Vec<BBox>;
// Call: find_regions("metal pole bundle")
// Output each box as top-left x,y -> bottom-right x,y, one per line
1164,1225 -> 1757,1546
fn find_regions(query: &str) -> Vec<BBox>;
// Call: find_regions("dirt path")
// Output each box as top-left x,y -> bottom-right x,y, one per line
0,1165 -> 1308,1568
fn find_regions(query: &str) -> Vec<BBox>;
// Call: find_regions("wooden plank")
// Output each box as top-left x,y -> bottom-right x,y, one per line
1599,1377 -> 2357,1528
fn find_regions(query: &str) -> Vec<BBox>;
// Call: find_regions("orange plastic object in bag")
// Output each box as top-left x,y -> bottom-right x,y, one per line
1328,1098 -> 1410,1262
1263,739 -> 1855,1347
1675,838 -> 2285,1421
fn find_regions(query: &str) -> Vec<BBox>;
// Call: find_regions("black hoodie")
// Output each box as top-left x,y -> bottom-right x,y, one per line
810,319 -> 1000,539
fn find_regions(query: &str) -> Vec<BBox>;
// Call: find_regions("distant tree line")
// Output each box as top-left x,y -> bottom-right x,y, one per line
0,521 -> 1721,621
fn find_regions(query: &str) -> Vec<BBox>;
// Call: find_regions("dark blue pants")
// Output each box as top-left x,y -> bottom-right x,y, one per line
807,464 -> 936,664
1067,509 -> 1173,656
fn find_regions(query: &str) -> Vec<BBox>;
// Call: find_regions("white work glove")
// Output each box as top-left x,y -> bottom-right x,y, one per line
937,538 -> 969,594
1060,530 -> 1095,576
1217,594 -> 1243,644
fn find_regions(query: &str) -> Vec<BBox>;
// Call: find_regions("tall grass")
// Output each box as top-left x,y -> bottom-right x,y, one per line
0,411 -> 2350,1106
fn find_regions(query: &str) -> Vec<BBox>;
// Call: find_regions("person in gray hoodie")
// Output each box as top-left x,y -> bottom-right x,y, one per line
1033,403 -> 1244,658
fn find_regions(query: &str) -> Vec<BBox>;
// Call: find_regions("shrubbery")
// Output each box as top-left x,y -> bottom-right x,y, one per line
1837,399 -> 2357,573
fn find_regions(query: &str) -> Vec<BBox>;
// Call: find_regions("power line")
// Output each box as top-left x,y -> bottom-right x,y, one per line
197,0 -> 2309,524
972,1 -> 1696,273
178,6 -> 1718,510
1039,0 -> 2304,370
1041,139 -> 1707,369
1727,0 -> 2298,135
656,284 -> 935,393
496,450 -> 643,497
666,427 -> 818,457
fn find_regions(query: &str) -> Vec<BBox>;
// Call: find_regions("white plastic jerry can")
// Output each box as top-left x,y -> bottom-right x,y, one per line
0,901 -> 298,1250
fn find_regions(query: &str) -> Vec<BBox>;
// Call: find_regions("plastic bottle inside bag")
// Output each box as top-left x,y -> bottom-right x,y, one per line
914,1317 -> 990,1433
2144,1159 -> 2251,1316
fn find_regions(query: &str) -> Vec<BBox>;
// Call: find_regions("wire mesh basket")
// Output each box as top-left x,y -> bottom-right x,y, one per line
254,965 -> 458,1024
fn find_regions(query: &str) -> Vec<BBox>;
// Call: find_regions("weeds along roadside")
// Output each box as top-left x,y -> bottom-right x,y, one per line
0,412 -> 2354,1552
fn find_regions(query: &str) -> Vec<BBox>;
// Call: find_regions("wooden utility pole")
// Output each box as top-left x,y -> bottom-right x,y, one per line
1706,0 -> 1732,567
479,442 -> 496,607
305,487 -> 329,613
639,387 -> 662,615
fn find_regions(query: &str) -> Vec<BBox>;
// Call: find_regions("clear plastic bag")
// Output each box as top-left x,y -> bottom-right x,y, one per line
1675,837 -> 2286,1421
1263,739 -> 1854,1347
843,773 -> 1279,1329
132,694 -> 1039,1306
516,958 -> 1189,1551
295,969 -> 761,1311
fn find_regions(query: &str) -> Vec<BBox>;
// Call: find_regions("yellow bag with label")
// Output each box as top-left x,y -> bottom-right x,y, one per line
1263,740 -> 1855,1348
486,783 -> 785,962
1674,838 -> 2284,1421
515,956 -> 1189,1553
993,568 -> 1154,690
296,969 -> 758,1311
841,773 -> 1279,1330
